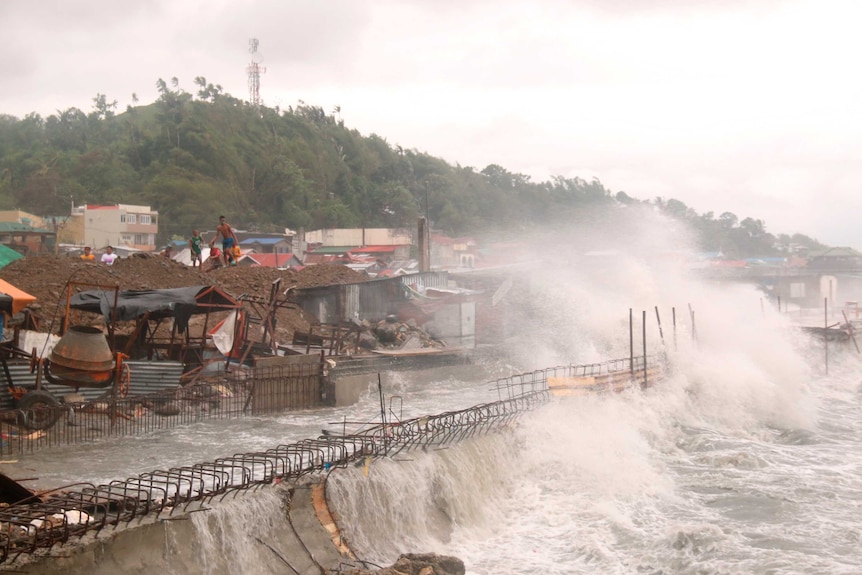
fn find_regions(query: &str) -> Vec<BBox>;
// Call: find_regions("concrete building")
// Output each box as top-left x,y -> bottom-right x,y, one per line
302,228 -> 414,266
61,204 -> 159,251
304,228 -> 413,249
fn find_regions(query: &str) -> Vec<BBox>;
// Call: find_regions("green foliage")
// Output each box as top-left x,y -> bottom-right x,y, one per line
0,81 -> 821,255
650,197 -> 826,257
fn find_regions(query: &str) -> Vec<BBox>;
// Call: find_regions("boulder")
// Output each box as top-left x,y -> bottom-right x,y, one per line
340,553 -> 465,575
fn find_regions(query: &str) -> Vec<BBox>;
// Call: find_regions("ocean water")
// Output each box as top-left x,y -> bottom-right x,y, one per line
316,254 -> 862,575
12,308 -> 862,574
327,351 -> 862,575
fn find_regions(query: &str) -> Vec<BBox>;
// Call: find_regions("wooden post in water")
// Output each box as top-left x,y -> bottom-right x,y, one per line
629,308 -> 634,377
655,306 -> 665,348
842,310 -> 860,354
824,297 -> 829,375
378,373 -> 387,448
642,310 -> 648,388
672,307 -> 677,351
417,217 -> 429,272
692,310 -> 697,344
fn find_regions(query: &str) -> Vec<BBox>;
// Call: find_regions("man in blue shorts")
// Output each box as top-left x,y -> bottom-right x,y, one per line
210,216 -> 239,267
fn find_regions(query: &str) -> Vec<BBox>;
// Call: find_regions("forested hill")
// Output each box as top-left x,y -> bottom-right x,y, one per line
0,80 -> 825,256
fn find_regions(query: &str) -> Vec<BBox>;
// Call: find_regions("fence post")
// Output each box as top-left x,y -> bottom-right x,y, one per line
642,310 -> 647,388
629,308 -> 634,377
824,297 -> 829,375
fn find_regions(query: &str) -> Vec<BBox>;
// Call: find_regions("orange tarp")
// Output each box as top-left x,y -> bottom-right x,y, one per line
0,278 -> 36,314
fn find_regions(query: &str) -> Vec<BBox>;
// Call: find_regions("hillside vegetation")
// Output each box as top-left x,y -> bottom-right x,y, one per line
0,78 -> 826,257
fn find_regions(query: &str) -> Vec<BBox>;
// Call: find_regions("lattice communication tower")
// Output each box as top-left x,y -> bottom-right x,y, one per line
247,38 -> 266,107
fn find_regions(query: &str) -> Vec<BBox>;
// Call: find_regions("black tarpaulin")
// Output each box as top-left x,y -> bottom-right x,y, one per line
69,286 -> 235,331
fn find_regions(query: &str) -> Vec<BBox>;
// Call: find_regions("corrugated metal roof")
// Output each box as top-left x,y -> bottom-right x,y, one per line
303,254 -> 340,265
0,360 -> 184,408
810,247 -> 862,258
308,246 -> 356,254
240,237 -> 287,245
350,245 -> 396,253
244,253 -> 301,268
0,222 -> 52,233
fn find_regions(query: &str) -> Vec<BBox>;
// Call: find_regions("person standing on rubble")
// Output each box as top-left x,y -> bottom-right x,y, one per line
80,246 -> 95,261
101,245 -> 118,265
189,229 -> 204,267
209,216 -> 239,267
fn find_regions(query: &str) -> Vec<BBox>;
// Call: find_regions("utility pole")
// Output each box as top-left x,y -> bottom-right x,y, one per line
247,38 -> 266,108
424,180 -> 431,270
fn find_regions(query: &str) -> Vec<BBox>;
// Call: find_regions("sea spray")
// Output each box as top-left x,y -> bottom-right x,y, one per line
325,432 -> 517,566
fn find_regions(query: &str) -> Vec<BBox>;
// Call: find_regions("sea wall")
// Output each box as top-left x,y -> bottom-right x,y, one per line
9,481 -> 349,575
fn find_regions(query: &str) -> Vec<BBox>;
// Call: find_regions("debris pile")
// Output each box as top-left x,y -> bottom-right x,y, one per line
0,256 -> 367,341
352,316 -> 446,353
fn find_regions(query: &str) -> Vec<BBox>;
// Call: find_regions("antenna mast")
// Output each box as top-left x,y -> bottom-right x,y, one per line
247,38 -> 266,108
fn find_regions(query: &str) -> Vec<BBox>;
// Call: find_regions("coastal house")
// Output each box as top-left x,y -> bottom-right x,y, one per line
348,245 -> 404,264
304,228 -> 412,248
239,237 -> 292,255
60,204 -> 158,252
0,221 -> 55,255
806,247 -> 862,271
430,234 -> 478,269
302,228 -> 412,261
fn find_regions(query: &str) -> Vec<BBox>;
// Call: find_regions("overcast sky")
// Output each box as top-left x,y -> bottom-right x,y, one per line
2,0 -> 861,248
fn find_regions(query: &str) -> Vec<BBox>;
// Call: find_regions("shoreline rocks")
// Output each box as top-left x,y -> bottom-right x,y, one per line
339,553 -> 465,575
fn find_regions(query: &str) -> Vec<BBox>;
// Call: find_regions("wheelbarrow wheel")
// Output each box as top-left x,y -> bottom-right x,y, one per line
17,390 -> 61,430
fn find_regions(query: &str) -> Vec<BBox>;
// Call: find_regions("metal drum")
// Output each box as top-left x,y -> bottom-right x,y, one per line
48,326 -> 115,387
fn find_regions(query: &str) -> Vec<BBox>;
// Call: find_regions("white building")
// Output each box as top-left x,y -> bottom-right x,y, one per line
68,204 -> 159,251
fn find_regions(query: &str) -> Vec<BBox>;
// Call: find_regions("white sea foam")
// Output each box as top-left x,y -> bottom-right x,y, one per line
324,211 -> 862,574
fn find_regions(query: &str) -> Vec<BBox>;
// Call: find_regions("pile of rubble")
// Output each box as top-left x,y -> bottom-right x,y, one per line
0,256 -> 366,341
350,316 -> 447,354
1,256 -> 447,355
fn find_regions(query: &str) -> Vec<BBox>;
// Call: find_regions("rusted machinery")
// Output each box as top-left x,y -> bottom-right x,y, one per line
5,326 -> 129,430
